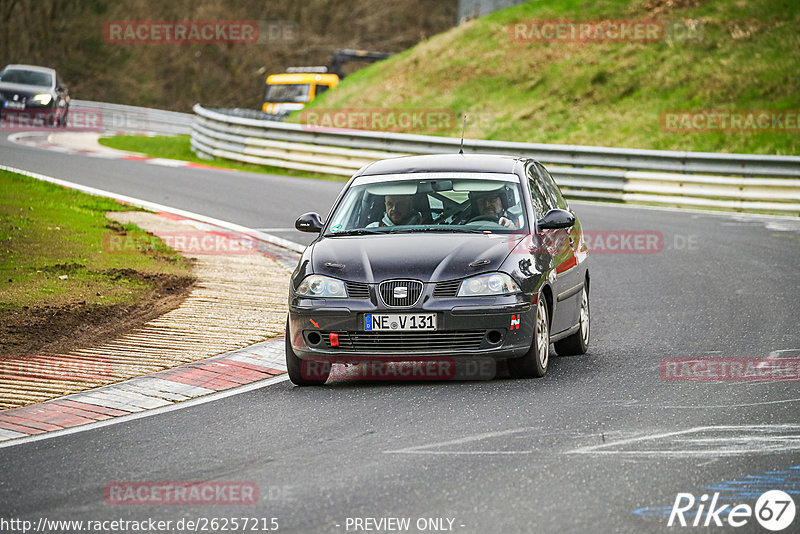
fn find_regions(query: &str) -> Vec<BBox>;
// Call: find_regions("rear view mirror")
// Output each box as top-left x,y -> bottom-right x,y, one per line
295,212 -> 324,233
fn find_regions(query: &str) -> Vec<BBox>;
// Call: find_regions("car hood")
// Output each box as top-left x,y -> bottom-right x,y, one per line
310,233 -> 525,283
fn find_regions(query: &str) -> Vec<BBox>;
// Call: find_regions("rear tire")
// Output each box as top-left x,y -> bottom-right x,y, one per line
285,319 -> 329,386
508,295 -> 550,378
554,287 -> 589,356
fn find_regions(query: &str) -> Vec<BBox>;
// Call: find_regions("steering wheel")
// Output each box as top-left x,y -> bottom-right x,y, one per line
467,214 -> 500,223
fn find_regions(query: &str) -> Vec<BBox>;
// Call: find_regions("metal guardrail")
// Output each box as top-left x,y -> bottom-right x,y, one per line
191,104 -> 800,215
73,100 -> 193,135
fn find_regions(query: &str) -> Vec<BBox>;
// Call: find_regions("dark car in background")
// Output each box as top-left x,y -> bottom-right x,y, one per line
0,64 -> 69,127
287,154 -> 590,386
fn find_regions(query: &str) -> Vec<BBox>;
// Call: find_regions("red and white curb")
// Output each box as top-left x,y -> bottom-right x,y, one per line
0,337 -> 287,443
9,130 -> 231,171
0,164 -> 306,447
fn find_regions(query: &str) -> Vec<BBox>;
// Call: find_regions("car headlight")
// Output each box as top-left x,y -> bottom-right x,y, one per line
32,94 -> 52,105
458,273 -> 520,297
295,275 -> 347,298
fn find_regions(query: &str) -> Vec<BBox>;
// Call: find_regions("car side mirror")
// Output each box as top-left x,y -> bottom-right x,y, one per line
537,208 -> 575,230
295,212 -> 325,233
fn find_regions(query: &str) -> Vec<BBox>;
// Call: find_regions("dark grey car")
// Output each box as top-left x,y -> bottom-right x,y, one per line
0,64 -> 70,127
288,154 -> 590,385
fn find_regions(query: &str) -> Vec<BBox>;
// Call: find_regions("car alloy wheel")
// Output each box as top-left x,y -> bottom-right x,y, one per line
508,294 -> 549,378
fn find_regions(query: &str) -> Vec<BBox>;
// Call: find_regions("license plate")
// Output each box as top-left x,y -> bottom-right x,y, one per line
4,101 -> 25,110
364,313 -> 436,331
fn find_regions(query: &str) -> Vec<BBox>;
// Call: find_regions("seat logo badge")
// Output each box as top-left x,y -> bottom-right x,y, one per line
510,314 -> 521,330
394,286 -> 408,299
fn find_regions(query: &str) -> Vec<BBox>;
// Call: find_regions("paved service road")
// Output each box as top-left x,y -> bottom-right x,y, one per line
1,135 -> 799,533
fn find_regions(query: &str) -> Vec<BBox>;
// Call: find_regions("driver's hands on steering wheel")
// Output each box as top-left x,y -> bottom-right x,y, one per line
496,216 -> 516,228
467,213 -> 517,228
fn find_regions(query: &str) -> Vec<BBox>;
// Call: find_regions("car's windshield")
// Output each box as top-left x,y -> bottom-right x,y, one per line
264,83 -> 310,103
0,69 -> 53,87
326,173 -> 527,235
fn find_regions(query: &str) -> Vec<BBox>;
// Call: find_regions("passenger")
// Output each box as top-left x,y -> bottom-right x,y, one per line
367,195 -> 422,227
470,190 -> 519,228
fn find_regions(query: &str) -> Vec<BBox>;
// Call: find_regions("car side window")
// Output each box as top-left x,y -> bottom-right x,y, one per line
526,164 -> 552,219
536,163 -> 568,210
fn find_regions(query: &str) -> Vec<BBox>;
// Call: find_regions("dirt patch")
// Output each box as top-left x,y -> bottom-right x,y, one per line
641,0 -> 706,16
0,271 -> 195,358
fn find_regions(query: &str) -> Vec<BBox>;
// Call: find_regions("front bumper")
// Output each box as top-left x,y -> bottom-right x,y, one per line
288,295 -> 534,361
1,99 -> 57,112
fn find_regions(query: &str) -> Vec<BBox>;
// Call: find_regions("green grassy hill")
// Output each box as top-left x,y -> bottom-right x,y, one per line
296,0 -> 799,155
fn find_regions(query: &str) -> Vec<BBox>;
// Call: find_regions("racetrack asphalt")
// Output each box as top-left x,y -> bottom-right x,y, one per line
1,133 -> 799,533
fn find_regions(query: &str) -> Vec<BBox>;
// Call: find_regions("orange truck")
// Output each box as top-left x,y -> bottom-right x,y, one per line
261,49 -> 391,116
262,67 -> 340,115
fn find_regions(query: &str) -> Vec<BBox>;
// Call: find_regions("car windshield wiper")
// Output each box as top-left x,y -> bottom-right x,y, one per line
328,229 -> 386,236
388,227 -> 492,234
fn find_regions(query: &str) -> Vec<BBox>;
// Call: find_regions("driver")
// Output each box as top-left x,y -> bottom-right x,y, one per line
472,190 -> 519,228
367,195 -> 422,227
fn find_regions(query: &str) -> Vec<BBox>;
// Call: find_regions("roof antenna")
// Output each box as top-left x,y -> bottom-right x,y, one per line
458,114 -> 466,155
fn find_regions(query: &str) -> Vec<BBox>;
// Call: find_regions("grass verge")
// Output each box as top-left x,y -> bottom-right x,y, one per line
0,169 -> 195,357
97,134 -> 347,181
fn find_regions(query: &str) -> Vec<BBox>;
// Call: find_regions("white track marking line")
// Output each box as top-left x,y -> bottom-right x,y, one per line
663,398 -> 800,409
383,425 -> 800,457
383,428 -> 588,455
567,424 -> 800,456
384,427 -> 540,454
0,374 -> 289,450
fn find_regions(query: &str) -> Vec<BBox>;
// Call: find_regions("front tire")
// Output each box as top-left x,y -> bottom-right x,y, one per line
508,295 -> 550,378
285,319 -> 329,386
554,287 -> 589,356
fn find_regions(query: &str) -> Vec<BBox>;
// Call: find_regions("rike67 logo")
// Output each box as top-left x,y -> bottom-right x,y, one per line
668,490 -> 795,530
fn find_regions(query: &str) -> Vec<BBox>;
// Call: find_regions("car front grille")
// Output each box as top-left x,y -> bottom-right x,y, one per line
378,279 -> 423,307
322,330 -> 487,352
433,279 -> 461,298
345,281 -> 370,299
